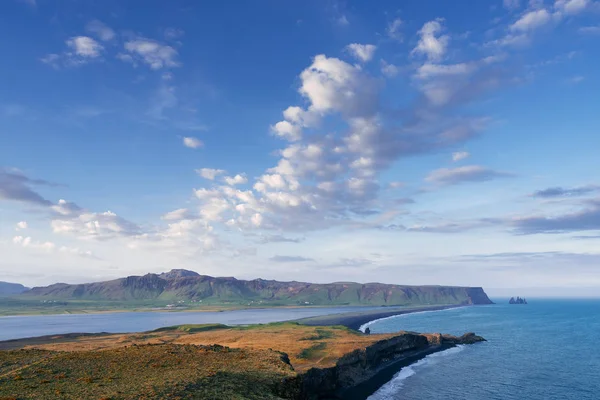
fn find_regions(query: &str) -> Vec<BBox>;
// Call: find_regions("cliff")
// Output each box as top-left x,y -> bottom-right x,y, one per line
18,269 -> 494,307
0,323 -> 485,400
294,332 -> 485,399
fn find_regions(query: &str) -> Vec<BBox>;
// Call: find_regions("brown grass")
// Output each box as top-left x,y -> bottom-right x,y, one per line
13,323 -> 400,372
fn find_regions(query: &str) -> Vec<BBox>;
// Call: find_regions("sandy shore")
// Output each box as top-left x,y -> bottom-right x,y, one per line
296,304 -> 465,330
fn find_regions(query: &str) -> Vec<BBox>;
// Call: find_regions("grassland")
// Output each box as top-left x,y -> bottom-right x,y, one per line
0,323 -> 406,399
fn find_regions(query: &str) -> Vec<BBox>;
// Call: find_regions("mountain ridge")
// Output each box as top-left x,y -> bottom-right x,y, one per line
0,281 -> 29,296
18,269 -> 494,307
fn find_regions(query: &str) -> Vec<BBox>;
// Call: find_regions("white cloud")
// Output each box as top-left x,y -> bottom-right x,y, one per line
426,165 -> 513,185
123,38 -> 179,69
13,235 -> 54,251
12,235 -> 99,260
161,208 -> 197,221
452,151 -> 470,162
567,75 -> 584,84
503,0 -> 521,9
66,36 -> 103,57
85,20 -> 115,41
415,63 -> 474,80
380,60 -> 400,77
52,209 -> 140,241
554,0 -> 590,15
16,221 -> 28,230
271,120 -> 303,141
510,9 -> 551,32
388,181 -> 404,189
579,26 -> 600,34
387,18 -> 403,41
197,168 -> 226,180
224,174 -> 248,186
412,19 -> 449,62
183,137 -> 203,149
337,15 -> 349,26
164,28 -> 184,40
345,43 -> 377,63
298,55 -> 379,117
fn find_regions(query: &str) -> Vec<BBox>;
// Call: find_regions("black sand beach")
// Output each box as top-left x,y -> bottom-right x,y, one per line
296,304 -> 464,330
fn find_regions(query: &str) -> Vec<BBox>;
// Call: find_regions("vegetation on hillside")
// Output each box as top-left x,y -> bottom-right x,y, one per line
10,270 -> 492,314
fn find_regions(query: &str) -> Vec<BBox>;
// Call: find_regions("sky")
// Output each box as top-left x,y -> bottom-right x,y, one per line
1,0 -> 599,296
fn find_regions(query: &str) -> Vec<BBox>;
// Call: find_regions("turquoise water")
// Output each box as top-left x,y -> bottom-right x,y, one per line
365,300 -> 600,400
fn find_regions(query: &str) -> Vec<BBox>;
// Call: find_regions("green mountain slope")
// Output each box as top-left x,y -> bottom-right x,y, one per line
18,269 -> 493,307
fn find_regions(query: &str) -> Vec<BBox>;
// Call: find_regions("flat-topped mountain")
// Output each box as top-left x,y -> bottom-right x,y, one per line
0,281 -> 28,296
18,269 -> 493,307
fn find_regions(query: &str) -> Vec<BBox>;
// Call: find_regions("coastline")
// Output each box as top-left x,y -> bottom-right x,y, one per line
0,305 -> 487,399
296,303 -> 466,330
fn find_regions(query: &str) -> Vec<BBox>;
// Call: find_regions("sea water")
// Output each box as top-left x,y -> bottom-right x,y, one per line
365,299 -> 600,400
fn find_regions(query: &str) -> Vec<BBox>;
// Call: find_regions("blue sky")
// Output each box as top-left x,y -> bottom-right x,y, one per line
1,0 -> 600,295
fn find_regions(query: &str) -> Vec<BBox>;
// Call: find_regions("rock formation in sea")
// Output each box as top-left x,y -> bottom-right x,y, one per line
509,296 -> 527,304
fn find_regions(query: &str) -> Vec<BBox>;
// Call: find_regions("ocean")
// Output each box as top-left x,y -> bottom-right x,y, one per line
364,299 -> 600,400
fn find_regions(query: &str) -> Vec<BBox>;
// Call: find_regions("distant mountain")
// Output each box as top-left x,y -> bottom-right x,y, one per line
18,269 -> 494,307
0,281 -> 28,296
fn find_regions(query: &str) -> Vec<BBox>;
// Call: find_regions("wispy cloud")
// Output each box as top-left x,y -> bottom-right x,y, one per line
531,185 -> 600,198
425,165 -> 514,185
269,255 -> 315,263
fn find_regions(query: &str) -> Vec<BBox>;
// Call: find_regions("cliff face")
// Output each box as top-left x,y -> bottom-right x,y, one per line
294,332 -> 486,399
20,269 -> 494,307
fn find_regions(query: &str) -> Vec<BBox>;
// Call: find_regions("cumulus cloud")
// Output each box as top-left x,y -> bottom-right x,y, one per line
224,174 -> 248,186
16,221 -> 28,230
183,137 -> 203,149
269,255 -> 315,263
531,185 -> 600,198
41,36 -> 103,68
66,36 -> 103,57
346,43 -> 376,62
197,168 -> 226,180
380,60 -> 400,77
12,235 -> 99,260
412,19 -> 449,61
51,209 -> 141,241
122,38 -> 179,69
452,151 -> 470,162
426,165 -> 514,185
85,20 -> 115,41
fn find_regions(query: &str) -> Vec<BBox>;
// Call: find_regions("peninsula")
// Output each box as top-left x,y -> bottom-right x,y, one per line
0,322 -> 486,399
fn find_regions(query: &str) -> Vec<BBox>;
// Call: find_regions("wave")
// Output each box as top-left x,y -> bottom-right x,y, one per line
366,345 -> 465,400
358,307 -> 461,332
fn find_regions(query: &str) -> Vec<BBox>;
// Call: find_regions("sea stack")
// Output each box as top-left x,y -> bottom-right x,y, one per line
509,296 -> 527,304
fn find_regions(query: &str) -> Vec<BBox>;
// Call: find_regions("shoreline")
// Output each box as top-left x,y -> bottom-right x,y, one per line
296,303 -> 466,330
339,344 -> 458,400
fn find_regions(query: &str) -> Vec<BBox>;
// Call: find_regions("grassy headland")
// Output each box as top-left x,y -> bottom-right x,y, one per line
0,322 -> 486,399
